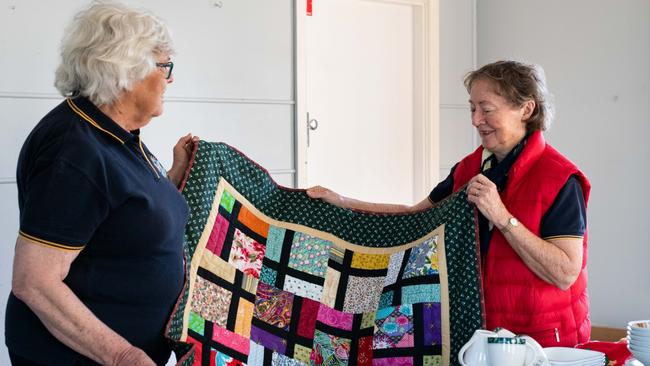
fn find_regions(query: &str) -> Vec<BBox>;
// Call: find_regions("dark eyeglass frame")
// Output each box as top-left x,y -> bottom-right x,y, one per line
155,62 -> 174,79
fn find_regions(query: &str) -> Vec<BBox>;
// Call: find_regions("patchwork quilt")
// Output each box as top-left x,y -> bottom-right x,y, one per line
166,141 -> 484,366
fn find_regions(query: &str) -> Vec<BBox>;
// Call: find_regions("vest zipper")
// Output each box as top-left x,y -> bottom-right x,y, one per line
554,328 -> 560,343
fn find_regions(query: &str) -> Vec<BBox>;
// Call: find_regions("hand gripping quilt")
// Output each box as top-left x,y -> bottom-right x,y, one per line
166,141 -> 484,366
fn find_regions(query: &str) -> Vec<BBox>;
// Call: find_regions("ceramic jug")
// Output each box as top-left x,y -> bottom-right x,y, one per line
458,328 -> 548,366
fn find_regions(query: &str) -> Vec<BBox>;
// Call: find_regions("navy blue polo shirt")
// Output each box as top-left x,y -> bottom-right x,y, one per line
5,97 -> 189,365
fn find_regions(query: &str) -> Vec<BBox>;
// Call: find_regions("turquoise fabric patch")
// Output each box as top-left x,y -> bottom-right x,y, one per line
265,225 -> 285,262
402,284 -> 440,304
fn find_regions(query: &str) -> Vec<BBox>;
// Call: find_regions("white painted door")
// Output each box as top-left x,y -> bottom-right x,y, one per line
296,0 -> 439,205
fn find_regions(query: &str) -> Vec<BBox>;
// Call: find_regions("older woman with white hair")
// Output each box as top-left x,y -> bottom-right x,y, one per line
5,2 -> 196,365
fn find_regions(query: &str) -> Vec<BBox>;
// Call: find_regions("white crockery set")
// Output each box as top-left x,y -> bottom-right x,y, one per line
459,328 -> 608,366
628,320 -> 650,365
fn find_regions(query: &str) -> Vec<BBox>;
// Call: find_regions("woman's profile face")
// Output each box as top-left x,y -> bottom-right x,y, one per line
468,78 -> 528,160
124,55 -> 174,127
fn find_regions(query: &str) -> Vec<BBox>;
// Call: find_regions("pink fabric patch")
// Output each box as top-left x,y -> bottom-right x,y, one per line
396,333 -> 414,347
317,305 -> 353,331
372,357 -> 413,366
206,214 -> 229,255
212,325 -> 250,355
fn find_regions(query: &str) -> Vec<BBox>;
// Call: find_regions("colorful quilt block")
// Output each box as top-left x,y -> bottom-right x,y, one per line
250,325 -> 287,355
310,330 -> 351,365
350,252 -> 390,270
296,297 -> 320,339
229,228 -> 266,278
373,305 -> 415,349
234,298 -> 254,338
206,213 -> 229,256
265,226 -> 286,262
288,232 -> 331,278
190,276 -> 232,328
384,251 -> 405,286
259,265 -> 278,286
342,275 -> 385,313
167,141 -> 484,366
403,236 -> 440,279
220,189 -> 235,213
188,311 -> 205,336
253,282 -> 294,331
283,275 -> 323,301
293,344 -> 312,364
401,283 -> 441,304
320,267 -> 340,308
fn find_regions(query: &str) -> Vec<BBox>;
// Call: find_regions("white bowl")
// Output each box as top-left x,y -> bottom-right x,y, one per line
630,342 -> 650,353
544,347 -> 605,362
629,330 -> 650,339
628,320 -> 650,332
629,327 -> 650,339
630,347 -> 650,365
629,336 -> 650,347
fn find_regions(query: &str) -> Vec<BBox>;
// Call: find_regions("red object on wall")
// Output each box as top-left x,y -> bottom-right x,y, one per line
307,0 -> 312,16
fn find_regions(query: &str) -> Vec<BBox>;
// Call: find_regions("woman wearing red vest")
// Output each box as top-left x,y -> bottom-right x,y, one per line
307,60 -> 591,347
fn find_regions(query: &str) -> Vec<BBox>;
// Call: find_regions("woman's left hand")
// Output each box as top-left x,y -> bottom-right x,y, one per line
466,174 -> 509,227
168,133 -> 200,187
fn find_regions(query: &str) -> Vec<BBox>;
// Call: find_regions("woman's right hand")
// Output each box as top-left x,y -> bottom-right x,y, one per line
113,346 -> 156,366
306,185 -> 347,208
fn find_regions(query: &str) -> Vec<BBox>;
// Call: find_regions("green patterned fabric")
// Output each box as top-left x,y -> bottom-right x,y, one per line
166,141 -> 484,366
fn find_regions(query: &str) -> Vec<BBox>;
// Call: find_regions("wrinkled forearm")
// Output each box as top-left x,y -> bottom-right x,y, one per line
499,223 -> 582,290
340,195 -> 433,214
13,276 -> 136,365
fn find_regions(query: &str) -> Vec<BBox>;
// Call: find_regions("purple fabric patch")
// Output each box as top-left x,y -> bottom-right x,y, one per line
422,302 -> 442,346
250,326 -> 286,354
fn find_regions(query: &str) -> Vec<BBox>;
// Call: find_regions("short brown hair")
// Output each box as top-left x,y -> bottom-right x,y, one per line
464,60 -> 554,132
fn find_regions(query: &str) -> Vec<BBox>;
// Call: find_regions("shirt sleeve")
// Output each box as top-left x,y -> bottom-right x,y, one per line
539,175 -> 587,239
428,163 -> 457,204
19,159 -> 110,250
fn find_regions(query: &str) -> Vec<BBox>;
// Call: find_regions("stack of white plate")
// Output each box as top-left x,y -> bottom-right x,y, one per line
543,347 -> 605,366
628,320 -> 650,365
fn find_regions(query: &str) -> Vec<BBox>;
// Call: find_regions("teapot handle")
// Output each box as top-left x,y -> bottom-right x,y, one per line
457,335 -> 477,366
519,335 -> 549,366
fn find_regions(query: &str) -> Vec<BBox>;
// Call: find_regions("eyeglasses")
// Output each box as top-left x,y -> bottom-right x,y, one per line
155,62 -> 174,79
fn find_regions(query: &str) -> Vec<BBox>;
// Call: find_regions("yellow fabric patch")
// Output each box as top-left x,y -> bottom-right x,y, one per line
351,252 -> 390,269
200,252 -> 236,284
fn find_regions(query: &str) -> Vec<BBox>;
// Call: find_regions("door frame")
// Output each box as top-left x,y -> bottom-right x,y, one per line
294,0 -> 440,202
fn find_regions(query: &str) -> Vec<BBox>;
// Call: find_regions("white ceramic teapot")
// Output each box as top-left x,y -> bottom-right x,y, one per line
458,328 -> 549,366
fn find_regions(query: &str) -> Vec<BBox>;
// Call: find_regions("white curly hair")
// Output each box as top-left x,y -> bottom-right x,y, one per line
54,1 -> 175,106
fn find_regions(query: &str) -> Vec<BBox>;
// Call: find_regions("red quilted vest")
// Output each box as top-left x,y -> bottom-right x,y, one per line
452,131 -> 591,347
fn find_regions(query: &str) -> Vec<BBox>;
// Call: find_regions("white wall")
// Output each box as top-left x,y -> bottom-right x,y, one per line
439,0 -> 477,176
0,1 -> 294,364
476,0 -> 650,327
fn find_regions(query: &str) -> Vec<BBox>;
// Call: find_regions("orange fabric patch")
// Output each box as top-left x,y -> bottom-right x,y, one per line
235,299 -> 254,338
237,206 -> 269,238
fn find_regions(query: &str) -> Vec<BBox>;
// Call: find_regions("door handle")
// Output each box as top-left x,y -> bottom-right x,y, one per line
307,112 -> 319,147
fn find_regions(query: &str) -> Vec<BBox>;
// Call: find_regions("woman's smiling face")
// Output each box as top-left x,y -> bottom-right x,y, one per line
469,78 -> 531,161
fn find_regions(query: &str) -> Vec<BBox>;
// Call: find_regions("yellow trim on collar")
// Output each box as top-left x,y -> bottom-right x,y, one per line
67,98 -> 125,144
19,231 -> 85,251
